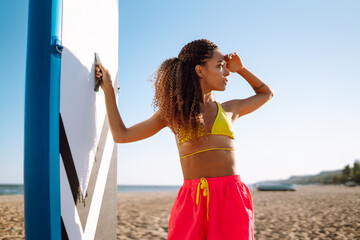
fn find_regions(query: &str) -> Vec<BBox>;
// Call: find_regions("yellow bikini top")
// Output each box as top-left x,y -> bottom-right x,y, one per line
177,101 -> 235,146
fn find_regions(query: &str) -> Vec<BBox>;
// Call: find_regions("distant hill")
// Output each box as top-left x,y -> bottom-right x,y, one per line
253,169 -> 343,185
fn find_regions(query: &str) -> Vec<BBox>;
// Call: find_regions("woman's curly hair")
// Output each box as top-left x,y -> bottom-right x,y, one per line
150,39 -> 218,142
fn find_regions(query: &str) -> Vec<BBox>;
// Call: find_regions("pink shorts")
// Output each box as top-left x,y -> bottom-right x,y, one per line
167,174 -> 254,240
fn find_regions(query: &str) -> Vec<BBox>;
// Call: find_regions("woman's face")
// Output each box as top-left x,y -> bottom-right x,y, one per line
197,49 -> 230,92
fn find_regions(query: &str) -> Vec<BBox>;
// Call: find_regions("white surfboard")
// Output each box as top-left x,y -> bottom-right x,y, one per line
59,0 -> 118,239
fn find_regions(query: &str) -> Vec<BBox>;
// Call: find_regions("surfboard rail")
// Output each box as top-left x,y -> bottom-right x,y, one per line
24,0 -> 63,239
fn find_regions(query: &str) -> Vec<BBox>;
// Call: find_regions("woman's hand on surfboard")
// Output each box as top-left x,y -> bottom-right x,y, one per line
224,52 -> 245,73
96,63 -> 113,93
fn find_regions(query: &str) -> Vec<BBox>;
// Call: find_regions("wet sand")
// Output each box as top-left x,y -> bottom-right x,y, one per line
1,185 -> 359,239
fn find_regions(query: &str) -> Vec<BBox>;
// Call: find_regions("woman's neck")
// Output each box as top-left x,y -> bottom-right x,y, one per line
201,90 -> 214,104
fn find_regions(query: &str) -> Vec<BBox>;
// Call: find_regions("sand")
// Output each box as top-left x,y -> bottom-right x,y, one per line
0,185 -> 359,240
0,195 -> 25,239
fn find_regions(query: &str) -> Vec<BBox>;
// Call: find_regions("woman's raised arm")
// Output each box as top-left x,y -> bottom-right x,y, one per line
223,67 -> 274,119
223,53 -> 274,119
97,63 -> 167,143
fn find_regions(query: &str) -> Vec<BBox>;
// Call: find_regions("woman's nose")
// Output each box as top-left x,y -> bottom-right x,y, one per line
224,67 -> 230,76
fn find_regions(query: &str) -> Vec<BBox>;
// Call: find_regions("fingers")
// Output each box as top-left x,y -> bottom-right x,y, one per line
95,63 -> 111,81
96,63 -> 107,77
95,63 -> 102,72
225,52 -> 238,59
95,65 -> 102,78
225,53 -> 232,60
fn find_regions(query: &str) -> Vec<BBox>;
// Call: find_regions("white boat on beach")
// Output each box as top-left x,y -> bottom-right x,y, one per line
256,183 -> 296,191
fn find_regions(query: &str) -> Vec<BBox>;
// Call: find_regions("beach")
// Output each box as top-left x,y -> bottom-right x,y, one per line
0,185 -> 359,239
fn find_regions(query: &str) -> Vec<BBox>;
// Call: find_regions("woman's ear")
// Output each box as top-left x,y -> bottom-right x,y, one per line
195,64 -> 204,78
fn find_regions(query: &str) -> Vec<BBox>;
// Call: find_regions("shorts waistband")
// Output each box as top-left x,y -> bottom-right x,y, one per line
182,174 -> 242,188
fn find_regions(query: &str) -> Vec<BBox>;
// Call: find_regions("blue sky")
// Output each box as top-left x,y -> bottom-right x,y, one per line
1,0 -> 359,185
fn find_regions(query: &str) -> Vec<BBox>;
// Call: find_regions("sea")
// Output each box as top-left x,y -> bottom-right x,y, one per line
0,183 -> 256,195
0,184 -> 182,195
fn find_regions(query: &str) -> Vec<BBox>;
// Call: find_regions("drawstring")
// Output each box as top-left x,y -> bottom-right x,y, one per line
196,177 -> 210,221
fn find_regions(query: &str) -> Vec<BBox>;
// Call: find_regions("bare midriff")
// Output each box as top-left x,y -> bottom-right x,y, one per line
177,134 -> 238,180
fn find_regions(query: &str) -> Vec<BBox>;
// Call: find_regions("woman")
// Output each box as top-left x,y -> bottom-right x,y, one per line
96,39 -> 274,239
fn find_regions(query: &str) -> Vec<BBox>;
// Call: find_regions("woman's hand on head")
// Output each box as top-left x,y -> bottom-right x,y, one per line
225,52 -> 244,73
96,63 -> 113,93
